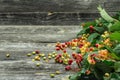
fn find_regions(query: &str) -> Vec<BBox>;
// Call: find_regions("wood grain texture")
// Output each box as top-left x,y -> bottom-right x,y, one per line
0,0 -> 120,79
0,13 -> 99,25
0,0 -> 119,25
0,25 -> 80,42
0,60 -> 74,80
0,25 -> 79,80
0,0 -> 103,12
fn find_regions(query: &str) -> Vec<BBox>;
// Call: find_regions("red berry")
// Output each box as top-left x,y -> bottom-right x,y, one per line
58,59 -> 63,63
73,39 -> 77,42
89,47 -> 94,51
61,43 -> 66,48
95,44 -> 99,48
72,53 -> 77,59
58,54 -> 62,57
79,44 -> 83,48
72,53 -> 76,57
65,65 -> 71,71
89,25 -> 94,29
35,50 -> 40,54
91,54 -> 96,57
67,42 -> 71,46
55,56 -> 60,60
56,47 -> 60,51
68,59 -> 73,65
77,54 -> 83,61
86,70 -> 91,75
63,50 -> 66,53
76,60 -> 80,64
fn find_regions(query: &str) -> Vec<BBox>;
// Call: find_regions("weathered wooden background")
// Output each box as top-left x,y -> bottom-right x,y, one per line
0,0 -> 120,80
0,0 -> 120,25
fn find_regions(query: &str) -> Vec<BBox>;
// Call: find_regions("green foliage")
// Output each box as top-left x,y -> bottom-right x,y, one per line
113,11 -> 120,21
72,6 -> 120,80
94,62 -> 114,80
94,27 -> 105,34
109,72 -> 120,80
69,74 -> 79,80
87,33 -> 100,43
110,53 -> 120,61
109,21 -> 120,32
103,60 -> 114,66
77,27 -> 89,37
82,21 -> 96,28
113,44 -> 120,57
110,32 -> 120,42
114,61 -> 120,72
97,6 -> 115,23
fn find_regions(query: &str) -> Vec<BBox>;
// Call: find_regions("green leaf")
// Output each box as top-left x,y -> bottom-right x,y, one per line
95,62 -> 114,73
97,6 -> 115,22
110,32 -> 120,42
110,53 -> 120,61
113,44 -> 120,57
110,73 -> 120,80
113,11 -> 120,21
82,21 -> 96,28
103,60 -> 114,66
114,62 -> 120,72
69,72 -> 81,80
94,27 -> 105,34
104,46 -> 114,53
69,74 -> 78,80
110,22 -> 120,32
77,27 -> 89,37
87,33 -> 100,43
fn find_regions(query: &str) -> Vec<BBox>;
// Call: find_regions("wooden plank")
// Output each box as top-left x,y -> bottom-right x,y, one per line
104,1 -> 120,12
0,13 -> 99,25
0,60 -> 74,80
0,33 -> 78,43
0,0 -> 103,12
0,25 -> 80,43
0,43 -> 74,60
0,25 -> 80,33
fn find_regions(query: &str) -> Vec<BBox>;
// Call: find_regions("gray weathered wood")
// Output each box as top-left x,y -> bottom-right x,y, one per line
0,25 -> 78,80
0,25 -> 80,43
0,60 -> 74,80
0,0 -> 119,25
0,13 -> 99,25
0,0 -> 103,12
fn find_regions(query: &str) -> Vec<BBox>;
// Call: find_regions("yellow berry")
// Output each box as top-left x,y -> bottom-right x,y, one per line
36,63 -> 40,67
6,54 -> 10,57
50,74 -> 55,78
32,52 -> 36,55
55,71 -> 61,75
101,35 -> 106,38
48,53 -> 52,56
27,53 -> 31,57
52,55 -> 55,58
41,53 -> 45,57
104,31 -> 108,34
38,54 -> 42,57
52,52 -> 56,55
34,56 -> 40,61
61,56 -> 65,60
104,73 -> 110,77
43,57 -> 47,60
63,59 -> 68,65
48,56 -> 52,59
72,47 -> 76,50
54,53 -> 57,57
32,59 -> 35,62
66,54 -> 70,58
